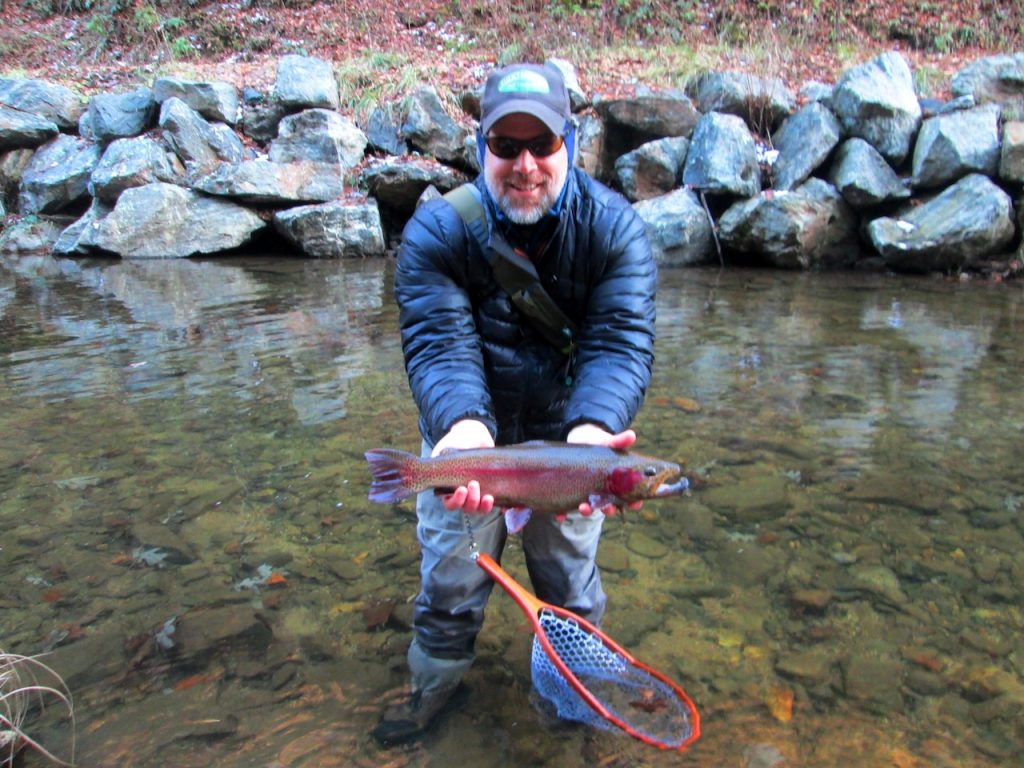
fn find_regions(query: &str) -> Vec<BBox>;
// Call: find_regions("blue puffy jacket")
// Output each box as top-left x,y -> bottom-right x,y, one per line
395,168 -> 656,446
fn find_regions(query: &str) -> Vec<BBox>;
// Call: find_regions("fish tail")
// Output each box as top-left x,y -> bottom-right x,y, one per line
365,448 -> 420,504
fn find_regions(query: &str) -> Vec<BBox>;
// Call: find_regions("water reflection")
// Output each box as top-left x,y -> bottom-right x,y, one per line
1,256 -> 1021,768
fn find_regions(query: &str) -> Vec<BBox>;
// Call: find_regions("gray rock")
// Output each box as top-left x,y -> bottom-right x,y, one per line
365,102 -> 409,156
0,148 -> 34,207
269,108 -> 367,167
273,198 -> 386,258
241,99 -> 287,144
0,214 -> 76,254
0,105 -> 59,151
687,70 -> 797,133
614,136 -> 689,202
625,531 -> 670,559
595,93 -> 700,139
866,173 -> 1016,272
828,137 -> 911,208
546,57 -> 587,111
88,136 -> 180,202
401,85 -> 472,170
830,52 -> 922,166
159,97 -> 245,175
911,104 -> 1001,189
191,159 -> 346,204
775,649 -> 835,686
575,113 -> 605,179
632,187 -> 714,266
0,78 -> 85,130
87,87 -> 157,142
52,198 -> 112,256
1001,120 -> 1024,184
152,77 -> 240,125
951,52 -> 1024,120
19,134 -> 102,214
91,182 -> 265,258
361,156 -> 467,215
799,80 -> 834,104
683,111 -> 761,197
840,652 -> 905,714
703,474 -> 791,523
274,54 -> 339,110
719,178 -> 859,270
772,101 -> 842,191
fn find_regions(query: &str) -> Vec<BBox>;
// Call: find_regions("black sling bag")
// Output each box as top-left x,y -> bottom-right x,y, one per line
443,183 -> 578,357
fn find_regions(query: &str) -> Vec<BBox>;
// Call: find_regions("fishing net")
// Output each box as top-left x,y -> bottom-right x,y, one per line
530,609 -> 697,750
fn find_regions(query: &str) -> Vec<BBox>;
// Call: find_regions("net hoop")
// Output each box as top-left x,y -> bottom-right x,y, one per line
475,553 -> 700,751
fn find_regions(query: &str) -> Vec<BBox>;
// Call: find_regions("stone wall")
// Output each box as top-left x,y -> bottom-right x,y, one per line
0,51 -> 1022,273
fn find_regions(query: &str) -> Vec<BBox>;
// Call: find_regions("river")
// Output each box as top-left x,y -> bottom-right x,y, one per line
1,254 -> 1021,767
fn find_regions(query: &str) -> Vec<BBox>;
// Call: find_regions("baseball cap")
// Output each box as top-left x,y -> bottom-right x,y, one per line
480,63 -> 571,137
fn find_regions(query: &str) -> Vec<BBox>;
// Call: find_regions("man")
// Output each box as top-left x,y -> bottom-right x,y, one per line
372,62 -> 656,745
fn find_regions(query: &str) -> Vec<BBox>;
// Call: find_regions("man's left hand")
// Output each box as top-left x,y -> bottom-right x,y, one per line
562,424 -> 644,520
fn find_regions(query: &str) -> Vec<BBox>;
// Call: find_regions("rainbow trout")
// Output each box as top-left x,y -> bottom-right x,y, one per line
365,441 -> 688,531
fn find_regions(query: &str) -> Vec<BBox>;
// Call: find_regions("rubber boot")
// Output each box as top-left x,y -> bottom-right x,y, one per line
371,681 -> 468,746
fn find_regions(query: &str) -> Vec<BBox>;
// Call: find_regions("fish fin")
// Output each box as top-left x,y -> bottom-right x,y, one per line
504,507 -> 533,534
365,448 -> 418,504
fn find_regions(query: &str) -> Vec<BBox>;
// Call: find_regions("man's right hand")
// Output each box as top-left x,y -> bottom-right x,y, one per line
432,419 -> 496,514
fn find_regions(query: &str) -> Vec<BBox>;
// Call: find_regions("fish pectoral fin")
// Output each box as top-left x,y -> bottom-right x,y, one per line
504,507 -> 533,534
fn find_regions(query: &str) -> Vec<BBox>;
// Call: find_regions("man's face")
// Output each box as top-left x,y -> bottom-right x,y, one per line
483,114 -> 569,226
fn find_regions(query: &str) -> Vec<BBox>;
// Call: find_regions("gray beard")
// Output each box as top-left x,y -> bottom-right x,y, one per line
485,177 -> 564,225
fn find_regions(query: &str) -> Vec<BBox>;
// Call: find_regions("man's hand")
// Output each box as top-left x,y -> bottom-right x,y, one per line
432,419 -> 496,514
563,424 -> 643,520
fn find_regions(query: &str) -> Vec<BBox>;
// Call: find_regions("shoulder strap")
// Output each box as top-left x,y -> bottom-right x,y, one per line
443,184 -> 578,356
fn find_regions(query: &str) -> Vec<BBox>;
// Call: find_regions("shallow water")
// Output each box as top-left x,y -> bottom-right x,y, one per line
1,255 -> 1021,768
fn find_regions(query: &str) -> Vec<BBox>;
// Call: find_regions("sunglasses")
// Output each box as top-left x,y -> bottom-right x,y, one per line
485,133 -> 565,160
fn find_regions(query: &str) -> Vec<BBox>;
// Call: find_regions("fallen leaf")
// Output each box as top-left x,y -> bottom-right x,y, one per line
767,685 -> 794,722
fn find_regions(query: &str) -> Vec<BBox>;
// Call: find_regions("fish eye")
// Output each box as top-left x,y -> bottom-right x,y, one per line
643,466 -> 659,477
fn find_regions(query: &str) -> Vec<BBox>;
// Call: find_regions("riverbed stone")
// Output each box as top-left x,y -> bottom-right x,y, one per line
625,530 -> 670,559
840,652 -> 905,714
174,605 -> 273,661
596,539 -> 630,573
775,648 -> 834,686
703,474 -> 790,524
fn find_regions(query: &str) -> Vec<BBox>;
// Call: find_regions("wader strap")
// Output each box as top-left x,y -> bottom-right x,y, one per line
443,183 -> 578,356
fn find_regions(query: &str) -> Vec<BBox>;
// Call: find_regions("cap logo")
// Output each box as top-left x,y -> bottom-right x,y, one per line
497,69 -> 551,95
